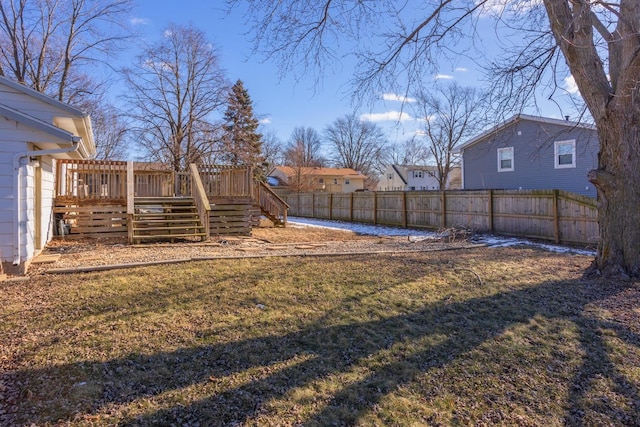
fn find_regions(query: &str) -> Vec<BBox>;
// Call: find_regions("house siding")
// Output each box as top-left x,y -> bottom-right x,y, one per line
39,157 -> 56,249
0,134 -> 26,262
462,119 -> 598,197
0,119 -> 71,263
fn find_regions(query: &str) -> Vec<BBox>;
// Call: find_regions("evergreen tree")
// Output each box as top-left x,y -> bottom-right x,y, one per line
221,80 -> 264,169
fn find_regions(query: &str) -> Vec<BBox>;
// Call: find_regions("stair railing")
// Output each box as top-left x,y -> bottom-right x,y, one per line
255,181 -> 289,226
189,163 -> 211,240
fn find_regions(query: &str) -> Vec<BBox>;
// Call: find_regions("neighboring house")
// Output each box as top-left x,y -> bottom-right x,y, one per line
377,164 -> 461,191
456,114 -> 598,197
268,166 -> 366,193
0,76 -> 95,273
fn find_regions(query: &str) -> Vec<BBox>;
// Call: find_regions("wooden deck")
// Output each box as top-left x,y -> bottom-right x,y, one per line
54,160 -> 288,242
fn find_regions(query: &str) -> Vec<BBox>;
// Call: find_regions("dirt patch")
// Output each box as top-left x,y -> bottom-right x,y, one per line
251,222 -> 365,243
17,224 -> 473,277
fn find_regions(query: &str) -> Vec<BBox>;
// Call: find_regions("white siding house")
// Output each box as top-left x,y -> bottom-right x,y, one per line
378,165 -> 460,191
0,76 -> 95,274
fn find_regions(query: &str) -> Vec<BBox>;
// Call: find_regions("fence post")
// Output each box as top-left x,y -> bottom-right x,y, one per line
441,191 -> 446,228
488,189 -> 494,232
350,192 -> 354,222
553,189 -> 560,243
402,191 -> 407,228
329,193 -> 333,220
373,192 -> 377,225
312,192 -> 315,218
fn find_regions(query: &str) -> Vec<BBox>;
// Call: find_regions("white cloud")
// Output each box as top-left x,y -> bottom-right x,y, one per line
360,111 -> 413,122
130,17 -> 149,25
259,118 -> 272,125
383,93 -> 417,103
415,115 -> 435,123
454,67 -> 469,72
476,0 -> 542,17
564,75 -> 579,94
435,74 -> 454,80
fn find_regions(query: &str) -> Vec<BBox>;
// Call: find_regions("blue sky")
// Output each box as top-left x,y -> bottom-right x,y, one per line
124,1 -> 580,147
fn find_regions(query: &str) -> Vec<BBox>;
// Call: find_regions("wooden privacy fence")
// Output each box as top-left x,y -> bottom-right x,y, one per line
279,189 -> 599,245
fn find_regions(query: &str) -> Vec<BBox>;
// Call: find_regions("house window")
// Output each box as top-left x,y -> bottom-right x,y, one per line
498,147 -> 514,172
555,140 -> 576,168
333,178 -> 338,185
345,178 -> 350,185
414,171 -> 423,178
387,173 -> 393,180
318,178 -> 324,183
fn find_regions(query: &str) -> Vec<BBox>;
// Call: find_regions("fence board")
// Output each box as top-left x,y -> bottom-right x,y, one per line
280,189 -> 598,245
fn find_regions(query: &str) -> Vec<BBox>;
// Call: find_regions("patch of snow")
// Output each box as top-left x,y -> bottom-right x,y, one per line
473,235 -> 596,256
287,216 -> 596,256
288,217 -> 438,237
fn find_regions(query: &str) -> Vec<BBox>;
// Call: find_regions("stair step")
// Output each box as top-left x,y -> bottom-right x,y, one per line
135,197 -> 194,202
134,205 -> 198,214
133,219 -> 201,224
133,225 -> 204,232
133,233 -> 206,241
134,212 -> 198,217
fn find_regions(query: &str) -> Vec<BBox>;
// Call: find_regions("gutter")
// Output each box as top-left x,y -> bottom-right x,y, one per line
12,137 -> 81,266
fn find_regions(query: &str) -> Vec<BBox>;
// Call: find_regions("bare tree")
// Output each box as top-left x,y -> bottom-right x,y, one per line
123,24 -> 228,172
414,83 -> 485,190
260,128 -> 283,171
88,102 -> 129,160
284,127 -> 325,167
234,0 -> 640,279
325,113 -> 388,186
381,137 -> 431,167
0,0 -> 133,105
282,126 -> 325,192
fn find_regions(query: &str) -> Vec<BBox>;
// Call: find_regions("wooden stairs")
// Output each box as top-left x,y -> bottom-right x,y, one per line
131,197 -> 206,243
256,181 -> 288,227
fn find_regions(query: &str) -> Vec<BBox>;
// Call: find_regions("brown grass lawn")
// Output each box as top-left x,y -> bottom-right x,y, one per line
1,239 -> 639,426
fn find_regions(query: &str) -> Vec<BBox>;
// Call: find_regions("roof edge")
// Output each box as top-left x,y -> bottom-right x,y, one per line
0,75 -> 88,118
456,113 -> 596,153
0,103 -> 77,143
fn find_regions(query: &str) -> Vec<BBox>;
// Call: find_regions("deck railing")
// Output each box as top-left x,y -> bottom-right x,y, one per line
189,164 -> 211,239
199,165 -> 254,198
55,159 -> 128,202
255,181 -> 289,226
56,160 -> 258,201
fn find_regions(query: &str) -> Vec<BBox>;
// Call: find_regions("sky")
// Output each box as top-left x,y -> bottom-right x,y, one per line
122,1 -> 581,149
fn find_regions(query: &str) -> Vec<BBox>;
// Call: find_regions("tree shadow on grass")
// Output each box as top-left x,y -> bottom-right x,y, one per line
7,263 -> 640,426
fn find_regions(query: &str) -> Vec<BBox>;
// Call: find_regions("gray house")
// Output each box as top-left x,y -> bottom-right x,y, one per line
457,114 -> 598,197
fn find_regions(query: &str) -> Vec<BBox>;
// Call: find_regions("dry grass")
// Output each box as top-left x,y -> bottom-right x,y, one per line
251,220 -> 367,243
1,241 -> 639,426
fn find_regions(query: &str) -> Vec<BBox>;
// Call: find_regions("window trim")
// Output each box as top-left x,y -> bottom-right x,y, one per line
554,139 -> 576,169
497,147 -> 514,172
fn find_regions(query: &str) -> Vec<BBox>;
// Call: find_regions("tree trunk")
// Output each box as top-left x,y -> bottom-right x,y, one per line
589,103 -> 640,278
